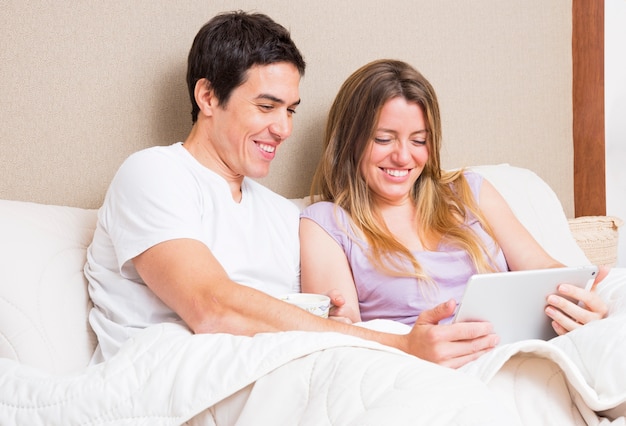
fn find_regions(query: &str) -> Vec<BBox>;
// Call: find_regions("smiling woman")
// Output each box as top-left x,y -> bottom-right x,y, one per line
300,59 -> 609,367
301,60 -> 509,331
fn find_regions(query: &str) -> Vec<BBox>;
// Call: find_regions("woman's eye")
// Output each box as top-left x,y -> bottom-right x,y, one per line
412,139 -> 427,145
374,137 -> 392,144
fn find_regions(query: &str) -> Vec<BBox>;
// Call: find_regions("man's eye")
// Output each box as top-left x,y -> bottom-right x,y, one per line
287,108 -> 297,115
258,104 -> 274,111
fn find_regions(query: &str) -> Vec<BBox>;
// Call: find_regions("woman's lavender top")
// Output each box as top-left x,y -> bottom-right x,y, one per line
300,171 -> 508,325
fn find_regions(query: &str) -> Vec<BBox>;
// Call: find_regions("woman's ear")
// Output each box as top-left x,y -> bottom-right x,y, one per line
194,78 -> 216,117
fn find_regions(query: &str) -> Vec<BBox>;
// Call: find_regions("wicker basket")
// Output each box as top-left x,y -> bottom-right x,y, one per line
568,216 -> 623,266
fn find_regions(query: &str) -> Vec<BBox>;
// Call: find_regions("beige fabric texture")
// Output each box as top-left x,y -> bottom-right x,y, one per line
568,216 -> 624,267
0,1 -> 574,215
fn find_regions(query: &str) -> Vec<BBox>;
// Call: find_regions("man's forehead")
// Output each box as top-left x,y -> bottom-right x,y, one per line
239,63 -> 301,103
244,62 -> 301,80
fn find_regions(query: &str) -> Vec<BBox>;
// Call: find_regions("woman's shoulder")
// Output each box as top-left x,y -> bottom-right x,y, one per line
301,201 -> 359,245
302,200 -> 354,228
301,200 -> 340,218
462,168 -> 482,182
458,169 -> 484,197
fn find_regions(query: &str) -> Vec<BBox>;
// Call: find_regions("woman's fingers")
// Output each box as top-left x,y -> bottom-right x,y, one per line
545,282 -> 608,333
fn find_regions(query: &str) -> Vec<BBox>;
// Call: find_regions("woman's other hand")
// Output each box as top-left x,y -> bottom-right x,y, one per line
545,266 -> 610,335
326,288 -> 355,324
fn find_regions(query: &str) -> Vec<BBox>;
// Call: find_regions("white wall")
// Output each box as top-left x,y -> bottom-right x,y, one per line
606,0 -> 626,267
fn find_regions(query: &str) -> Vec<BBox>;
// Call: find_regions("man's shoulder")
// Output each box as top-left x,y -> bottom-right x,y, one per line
245,179 -> 300,214
115,143 -> 190,180
124,143 -> 183,164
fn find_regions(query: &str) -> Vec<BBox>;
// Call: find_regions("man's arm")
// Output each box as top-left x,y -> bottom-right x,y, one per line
134,237 -> 500,368
133,237 -> 370,335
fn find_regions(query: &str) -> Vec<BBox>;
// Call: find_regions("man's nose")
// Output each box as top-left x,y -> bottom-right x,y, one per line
270,112 -> 292,141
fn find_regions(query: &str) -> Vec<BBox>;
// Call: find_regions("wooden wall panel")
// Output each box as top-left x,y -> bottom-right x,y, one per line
573,0 -> 606,216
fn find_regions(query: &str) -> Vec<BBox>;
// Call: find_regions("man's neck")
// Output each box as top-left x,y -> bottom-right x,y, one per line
182,125 -> 244,202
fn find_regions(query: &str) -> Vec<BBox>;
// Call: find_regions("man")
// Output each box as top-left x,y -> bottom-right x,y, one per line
85,10 -> 497,368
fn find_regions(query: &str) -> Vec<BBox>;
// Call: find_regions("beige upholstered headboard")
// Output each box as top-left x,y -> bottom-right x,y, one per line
1,1 -> 577,216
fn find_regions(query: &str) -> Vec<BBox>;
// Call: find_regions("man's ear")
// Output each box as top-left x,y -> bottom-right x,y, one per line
194,78 -> 216,117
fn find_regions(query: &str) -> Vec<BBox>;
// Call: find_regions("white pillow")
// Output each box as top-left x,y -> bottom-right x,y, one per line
0,199 -> 99,374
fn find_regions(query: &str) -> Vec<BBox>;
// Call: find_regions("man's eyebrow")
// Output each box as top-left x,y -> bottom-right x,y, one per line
255,94 -> 301,106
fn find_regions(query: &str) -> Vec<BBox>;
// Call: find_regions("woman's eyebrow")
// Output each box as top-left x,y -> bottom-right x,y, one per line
375,128 -> 428,134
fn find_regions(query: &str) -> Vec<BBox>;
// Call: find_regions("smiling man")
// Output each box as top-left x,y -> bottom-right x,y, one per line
85,11 -> 310,361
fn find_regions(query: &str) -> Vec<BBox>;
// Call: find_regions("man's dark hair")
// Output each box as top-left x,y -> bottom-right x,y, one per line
186,10 -> 306,123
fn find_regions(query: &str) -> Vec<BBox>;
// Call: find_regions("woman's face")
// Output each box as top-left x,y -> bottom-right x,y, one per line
360,97 -> 429,206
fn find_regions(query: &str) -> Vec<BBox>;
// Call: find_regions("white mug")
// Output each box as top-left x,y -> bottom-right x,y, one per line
280,293 -> 331,318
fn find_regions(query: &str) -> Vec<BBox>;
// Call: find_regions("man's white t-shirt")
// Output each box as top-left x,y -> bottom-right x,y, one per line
85,143 -> 300,361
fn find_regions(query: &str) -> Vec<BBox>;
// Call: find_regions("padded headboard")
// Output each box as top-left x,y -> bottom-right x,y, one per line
0,1 -> 577,216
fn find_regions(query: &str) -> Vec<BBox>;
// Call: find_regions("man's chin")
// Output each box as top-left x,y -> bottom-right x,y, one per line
246,166 -> 272,180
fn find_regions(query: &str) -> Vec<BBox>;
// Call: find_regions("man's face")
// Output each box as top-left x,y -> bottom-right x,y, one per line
208,62 -> 301,181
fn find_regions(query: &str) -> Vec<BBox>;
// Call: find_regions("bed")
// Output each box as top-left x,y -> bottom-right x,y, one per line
0,1 -> 622,425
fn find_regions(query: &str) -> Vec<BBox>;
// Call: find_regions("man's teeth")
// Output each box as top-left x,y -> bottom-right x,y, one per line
384,168 -> 408,177
259,143 -> 275,153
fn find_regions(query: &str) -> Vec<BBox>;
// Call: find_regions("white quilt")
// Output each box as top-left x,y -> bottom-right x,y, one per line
1,270 -> 625,425
1,326 -> 514,425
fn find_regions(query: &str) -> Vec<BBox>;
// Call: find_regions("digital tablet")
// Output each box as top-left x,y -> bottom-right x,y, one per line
452,265 -> 598,345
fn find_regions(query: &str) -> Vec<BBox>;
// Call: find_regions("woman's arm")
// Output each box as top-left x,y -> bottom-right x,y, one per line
478,178 -> 608,329
300,217 -> 362,323
478,178 -> 561,271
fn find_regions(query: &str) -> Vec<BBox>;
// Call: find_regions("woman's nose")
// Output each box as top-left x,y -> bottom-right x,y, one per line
391,140 -> 411,163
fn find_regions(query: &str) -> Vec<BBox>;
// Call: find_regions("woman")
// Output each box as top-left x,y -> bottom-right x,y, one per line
300,59 -> 608,363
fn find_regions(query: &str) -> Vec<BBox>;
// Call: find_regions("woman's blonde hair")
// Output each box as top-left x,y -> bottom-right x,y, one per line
310,59 -> 499,282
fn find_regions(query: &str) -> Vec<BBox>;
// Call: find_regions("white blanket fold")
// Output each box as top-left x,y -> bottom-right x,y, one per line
1,270 -> 625,425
